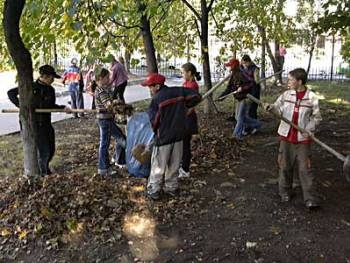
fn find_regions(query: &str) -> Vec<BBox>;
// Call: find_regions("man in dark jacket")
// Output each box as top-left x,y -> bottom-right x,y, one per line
8,65 -> 71,176
141,73 -> 201,200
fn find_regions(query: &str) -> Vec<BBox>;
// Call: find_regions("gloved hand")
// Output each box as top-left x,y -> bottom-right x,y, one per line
132,144 -> 152,164
263,103 -> 273,111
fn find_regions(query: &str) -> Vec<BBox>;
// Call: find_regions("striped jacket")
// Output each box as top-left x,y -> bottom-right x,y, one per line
148,85 -> 201,146
272,88 -> 322,142
94,85 -> 114,119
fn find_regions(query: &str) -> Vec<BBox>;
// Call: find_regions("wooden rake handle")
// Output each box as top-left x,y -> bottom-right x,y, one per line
246,94 -> 346,162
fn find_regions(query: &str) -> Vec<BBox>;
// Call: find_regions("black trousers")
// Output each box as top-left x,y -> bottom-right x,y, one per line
36,124 -> 55,175
248,85 -> 261,120
112,81 -> 128,102
181,134 -> 192,172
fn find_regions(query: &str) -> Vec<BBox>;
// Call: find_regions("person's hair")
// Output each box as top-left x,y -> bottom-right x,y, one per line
230,66 -> 245,84
95,68 -> 110,80
289,68 -> 307,84
181,62 -> 201,81
241,55 -> 252,63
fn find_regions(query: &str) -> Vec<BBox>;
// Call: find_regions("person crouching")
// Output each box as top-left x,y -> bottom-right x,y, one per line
142,73 -> 201,200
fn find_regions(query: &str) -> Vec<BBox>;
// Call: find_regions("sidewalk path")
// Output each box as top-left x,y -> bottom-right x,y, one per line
0,72 -> 182,136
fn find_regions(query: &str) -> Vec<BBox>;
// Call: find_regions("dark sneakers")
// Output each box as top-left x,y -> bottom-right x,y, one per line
145,189 -> 179,200
164,189 -> 180,198
280,194 -> 291,202
305,200 -> 320,209
146,191 -> 161,201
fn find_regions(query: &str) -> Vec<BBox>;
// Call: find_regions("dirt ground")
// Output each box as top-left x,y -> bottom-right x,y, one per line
0,90 -> 350,262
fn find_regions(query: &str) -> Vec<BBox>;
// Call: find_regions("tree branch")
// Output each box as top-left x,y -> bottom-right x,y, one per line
208,0 -> 216,11
89,0 -> 126,38
181,0 -> 201,20
3,0 -> 33,77
108,17 -> 141,30
193,17 -> 201,38
152,0 -> 174,32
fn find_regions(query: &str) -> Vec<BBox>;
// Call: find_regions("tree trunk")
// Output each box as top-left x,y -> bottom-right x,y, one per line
136,0 -> 158,74
124,49 -> 131,73
200,0 -> 212,114
274,40 -> 283,83
3,0 -> 40,177
53,39 -> 58,68
260,27 -> 266,90
186,35 -> 191,62
265,41 -> 283,84
306,34 -> 316,76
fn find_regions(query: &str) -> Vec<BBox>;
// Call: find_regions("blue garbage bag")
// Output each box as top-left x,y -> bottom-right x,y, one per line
126,112 -> 154,177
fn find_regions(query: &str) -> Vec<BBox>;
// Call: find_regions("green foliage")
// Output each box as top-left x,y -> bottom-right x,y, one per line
317,0 -> 350,33
213,0 -> 295,57
340,35 -> 350,65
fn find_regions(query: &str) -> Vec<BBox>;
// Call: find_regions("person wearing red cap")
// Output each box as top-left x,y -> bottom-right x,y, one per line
217,58 -> 261,140
141,73 -> 202,200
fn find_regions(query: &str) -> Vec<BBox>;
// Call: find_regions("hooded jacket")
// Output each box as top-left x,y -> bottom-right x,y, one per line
148,85 -> 201,146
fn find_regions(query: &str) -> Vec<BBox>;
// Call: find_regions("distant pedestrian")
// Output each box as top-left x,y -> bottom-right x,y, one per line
240,55 -> 260,120
7,65 -> 71,176
264,68 -> 322,209
109,55 -> 128,102
178,62 -> 201,178
85,64 -> 97,109
94,67 -> 126,176
62,58 -> 85,118
142,73 -> 201,200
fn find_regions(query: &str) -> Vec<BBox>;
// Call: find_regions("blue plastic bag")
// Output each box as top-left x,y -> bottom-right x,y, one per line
126,112 -> 154,177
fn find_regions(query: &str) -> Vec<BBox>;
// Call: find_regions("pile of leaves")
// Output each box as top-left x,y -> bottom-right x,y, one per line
0,110 -> 247,260
0,173 -> 144,254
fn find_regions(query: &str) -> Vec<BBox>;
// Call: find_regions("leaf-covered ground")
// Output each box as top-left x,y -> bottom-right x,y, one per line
0,81 -> 350,262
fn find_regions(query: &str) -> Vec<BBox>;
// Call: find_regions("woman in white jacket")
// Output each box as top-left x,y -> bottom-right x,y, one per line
266,68 -> 322,209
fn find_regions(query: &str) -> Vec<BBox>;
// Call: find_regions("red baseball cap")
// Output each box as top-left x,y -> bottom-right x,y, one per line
224,59 -> 240,68
141,73 -> 166,87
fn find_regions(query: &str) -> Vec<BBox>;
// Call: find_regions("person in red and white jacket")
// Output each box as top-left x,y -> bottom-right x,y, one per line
266,68 -> 322,209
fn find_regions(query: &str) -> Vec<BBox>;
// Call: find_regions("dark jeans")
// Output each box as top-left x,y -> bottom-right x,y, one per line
36,124 -> 55,176
97,119 -> 126,174
91,97 -> 96,110
249,85 -> 261,119
70,90 -> 84,117
182,135 -> 192,172
233,101 -> 261,138
112,81 -> 127,102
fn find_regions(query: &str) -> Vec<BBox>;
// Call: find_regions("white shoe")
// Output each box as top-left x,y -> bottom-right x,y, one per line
115,163 -> 126,169
178,167 -> 190,178
250,128 -> 258,135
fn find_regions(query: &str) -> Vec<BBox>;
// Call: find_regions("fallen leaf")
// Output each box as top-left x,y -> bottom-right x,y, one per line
1,228 -> 11,237
269,226 -> 282,235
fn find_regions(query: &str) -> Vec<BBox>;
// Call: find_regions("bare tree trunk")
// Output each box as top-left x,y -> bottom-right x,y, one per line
274,40 -> 283,84
53,39 -> 58,68
200,0 -> 212,114
3,0 -> 40,177
265,41 -> 283,84
260,28 -> 266,90
306,34 -> 316,76
124,49 -> 131,73
136,0 -> 158,74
